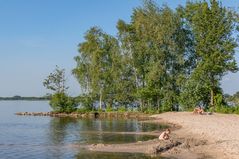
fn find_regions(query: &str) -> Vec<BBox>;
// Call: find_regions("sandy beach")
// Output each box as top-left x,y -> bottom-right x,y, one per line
82,112 -> 239,159
152,112 -> 239,159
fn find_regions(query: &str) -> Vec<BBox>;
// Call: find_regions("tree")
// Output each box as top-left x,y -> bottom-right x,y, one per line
72,0 -> 239,113
117,0 -> 192,111
43,66 -> 68,94
43,66 -> 77,113
183,0 -> 238,109
49,93 -> 77,113
226,91 -> 239,106
73,27 -> 121,110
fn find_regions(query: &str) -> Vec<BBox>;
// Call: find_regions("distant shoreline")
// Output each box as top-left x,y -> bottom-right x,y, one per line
0,96 -> 50,101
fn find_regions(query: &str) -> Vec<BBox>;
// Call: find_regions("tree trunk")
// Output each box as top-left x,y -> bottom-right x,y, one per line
210,88 -> 214,107
99,93 -> 102,110
140,99 -> 144,112
109,99 -> 113,108
157,98 -> 160,112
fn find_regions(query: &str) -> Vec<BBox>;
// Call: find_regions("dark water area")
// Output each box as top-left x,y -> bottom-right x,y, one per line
0,101 -> 166,159
76,152 -> 167,159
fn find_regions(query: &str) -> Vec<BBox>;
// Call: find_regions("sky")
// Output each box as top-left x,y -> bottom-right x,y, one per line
0,0 -> 238,97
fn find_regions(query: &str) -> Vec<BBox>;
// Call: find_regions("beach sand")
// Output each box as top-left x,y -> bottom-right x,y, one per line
74,112 -> 239,159
152,112 -> 239,159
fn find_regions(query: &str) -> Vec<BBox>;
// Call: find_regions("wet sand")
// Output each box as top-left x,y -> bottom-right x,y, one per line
77,112 -> 239,159
81,129 -> 210,159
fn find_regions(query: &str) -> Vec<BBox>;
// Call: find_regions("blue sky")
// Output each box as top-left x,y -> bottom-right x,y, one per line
0,0 -> 238,97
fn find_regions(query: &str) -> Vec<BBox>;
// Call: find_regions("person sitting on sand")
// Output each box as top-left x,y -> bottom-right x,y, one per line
198,107 -> 205,114
193,106 -> 205,115
159,128 -> 171,140
193,106 -> 200,114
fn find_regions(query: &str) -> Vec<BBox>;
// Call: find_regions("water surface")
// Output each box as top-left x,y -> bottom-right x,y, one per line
0,101 -> 165,159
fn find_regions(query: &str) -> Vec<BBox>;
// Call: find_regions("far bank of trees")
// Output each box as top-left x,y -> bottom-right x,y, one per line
0,95 -> 50,101
72,0 -> 239,112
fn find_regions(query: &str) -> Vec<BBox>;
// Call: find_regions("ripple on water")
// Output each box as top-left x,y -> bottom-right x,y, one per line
0,101 -> 168,159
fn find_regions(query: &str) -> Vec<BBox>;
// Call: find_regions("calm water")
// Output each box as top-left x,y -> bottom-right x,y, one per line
0,101 -> 166,159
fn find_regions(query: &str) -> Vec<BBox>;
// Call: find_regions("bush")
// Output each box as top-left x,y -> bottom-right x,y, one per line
49,93 -> 77,113
215,105 -> 239,114
106,105 -> 113,112
75,94 -> 94,111
118,106 -> 127,112
143,107 -> 156,114
97,108 -> 103,112
77,107 -> 90,114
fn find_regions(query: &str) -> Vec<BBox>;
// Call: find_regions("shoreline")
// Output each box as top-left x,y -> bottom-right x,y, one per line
14,111 -> 153,120
15,111 -> 239,158
78,121 -> 211,159
77,112 -> 239,159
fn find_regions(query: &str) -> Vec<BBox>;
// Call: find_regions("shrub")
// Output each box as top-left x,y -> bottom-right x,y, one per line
118,106 -> 127,112
75,94 -> 94,111
106,105 -> 113,112
143,107 -> 156,114
215,105 -> 239,114
97,108 -> 103,112
49,93 -> 77,113
77,107 -> 90,114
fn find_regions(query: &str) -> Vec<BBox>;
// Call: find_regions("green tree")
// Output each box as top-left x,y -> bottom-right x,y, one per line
49,93 -> 77,113
43,66 -> 77,113
183,0 -> 238,109
43,66 -> 68,94
72,0 -> 239,113
73,27 -> 121,110
117,0 -> 192,111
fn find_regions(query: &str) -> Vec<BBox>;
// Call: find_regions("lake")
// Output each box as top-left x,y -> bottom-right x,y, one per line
0,101 -> 166,159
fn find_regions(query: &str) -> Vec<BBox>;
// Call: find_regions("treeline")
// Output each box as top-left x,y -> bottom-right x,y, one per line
214,92 -> 239,114
0,95 -> 50,101
71,0 -> 239,113
225,92 -> 239,106
43,0 -> 239,113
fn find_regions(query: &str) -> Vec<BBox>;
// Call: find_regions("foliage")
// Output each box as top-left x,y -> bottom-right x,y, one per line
143,107 -> 157,114
106,105 -> 113,112
118,106 -> 127,112
97,108 -> 103,112
207,91 -> 239,114
77,107 -> 91,114
43,66 -> 77,113
72,27 -> 121,110
179,78 -> 210,110
215,105 -> 239,114
72,0 -> 239,113
225,91 -> 239,106
75,94 -> 95,111
117,1 -> 191,111
182,0 -> 238,108
49,93 -> 77,113
43,66 -> 69,93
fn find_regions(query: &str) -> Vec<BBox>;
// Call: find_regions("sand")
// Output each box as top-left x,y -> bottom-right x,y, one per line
73,112 -> 239,159
152,112 -> 239,159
